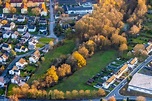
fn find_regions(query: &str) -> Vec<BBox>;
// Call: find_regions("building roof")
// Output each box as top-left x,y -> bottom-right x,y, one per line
115,64 -> 128,76
68,6 -> 92,11
0,76 -> 4,83
129,73 -> 152,91
106,75 -> 115,84
33,50 -> 40,57
10,0 -> 44,3
18,58 -> 26,64
130,57 -> 137,65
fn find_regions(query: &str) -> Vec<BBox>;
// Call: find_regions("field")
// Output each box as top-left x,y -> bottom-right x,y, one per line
50,50 -> 117,92
28,39 -> 75,83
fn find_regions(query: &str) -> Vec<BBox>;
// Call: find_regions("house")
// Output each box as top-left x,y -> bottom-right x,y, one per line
2,22 -> 15,31
114,64 -> 128,79
3,31 -> 12,38
11,75 -> 25,86
40,3 -> 48,16
9,66 -> 20,75
42,45 -> 50,53
17,16 -> 26,22
21,3 -> 28,14
103,75 -> 116,89
16,58 -> 28,69
11,31 -> 19,39
2,43 -> 11,51
66,5 -> 93,15
17,25 -> 27,32
145,42 -> 152,54
0,76 -> 5,87
0,53 -> 9,63
39,17 -> 47,25
29,50 -> 40,63
28,16 -> 37,24
15,45 -> 28,53
57,14 -> 79,20
128,73 -> 152,94
3,2 -> 11,13
128,57 -> 138,68
28,25 -> 36,32
10,0 -> 22,7
6,14 -> 15,21
39,26 -> 47,33
28,37 -> 38,50
20,32 -> 31,44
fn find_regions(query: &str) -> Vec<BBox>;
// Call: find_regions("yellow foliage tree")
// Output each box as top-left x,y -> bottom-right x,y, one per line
72,51 -> 86,68
46,66 -> 58,82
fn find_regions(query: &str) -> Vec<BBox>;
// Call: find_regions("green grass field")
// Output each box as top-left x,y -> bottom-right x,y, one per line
38,37 -> 54,44
50,50 -> 117,92
28,40 -> 75,83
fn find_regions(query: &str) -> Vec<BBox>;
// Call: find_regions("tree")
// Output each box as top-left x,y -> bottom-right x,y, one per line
119,43 -> 128,52
97,88 -> 106,96
78,46 -> 89,58
71,90 -> 78,98
65,91 -> 72,99
136,96 -> 146,101
10,7 -> 17,14
49,41 -> 54,48
31,7 -> 41,16
133,44 -> 145,55
9,95 -> 19,101
129,25 -> 140,35
46,65 -> 58,82
0,0 -> 2,6
72,51 -> 86,68
108,96 -> 116,101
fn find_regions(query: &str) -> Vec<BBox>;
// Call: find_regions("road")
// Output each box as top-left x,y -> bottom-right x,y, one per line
48,0 -> 57,40
104,55 -> 152,101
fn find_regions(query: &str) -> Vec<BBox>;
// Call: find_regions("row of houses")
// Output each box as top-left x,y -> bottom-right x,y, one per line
3,1 -> 48,16
0,50 -> 41,87
103,57 -> 138,89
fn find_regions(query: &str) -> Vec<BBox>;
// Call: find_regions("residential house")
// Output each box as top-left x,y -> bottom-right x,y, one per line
128,73 -> 152,95
145,42 -> 152,54
21,3 -> 28,14
0,53 -> 9,63
11,75 -> 25,86
114,64 -> 128,79
2,22 -> 15,30
42,45 -> 50,53
28,37 -> 38,50
6,15 -> 15,21
16,58 -> 28,69
39,17 -> 47,25
15,45 -> 28,53
17,25 -> 27,32
128,57 -> 138,68
10,0 -> 22,7
39,26 -> 47,33
0,76 -> 5,87
28,25 -> 36,32
9,66 -> 20,75
3,2 -> 11,13
103,75 -> 116,89
40,3 -> 48,16
2,43 -> 11,51
3,31 -> 12,38
11,31 -> 19,39
29,50 -> 40,63
17,16 -> 26,22
28,16 -> 37,24
20,32 -> 31,44
57,14 -> 79,20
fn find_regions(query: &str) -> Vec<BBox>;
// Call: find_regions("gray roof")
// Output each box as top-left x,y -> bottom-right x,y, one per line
68,6 -> 92,11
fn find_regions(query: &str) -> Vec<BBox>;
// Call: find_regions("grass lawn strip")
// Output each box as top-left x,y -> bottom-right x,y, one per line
50,50 -> 117,92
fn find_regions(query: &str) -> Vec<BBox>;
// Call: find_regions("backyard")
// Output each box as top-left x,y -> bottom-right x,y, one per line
50,50 -> 117,92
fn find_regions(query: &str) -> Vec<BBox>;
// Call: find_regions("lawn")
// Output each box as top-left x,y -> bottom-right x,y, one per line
28,39 -> 75,83
50,50 -> 117,92
38,37 -> 54,44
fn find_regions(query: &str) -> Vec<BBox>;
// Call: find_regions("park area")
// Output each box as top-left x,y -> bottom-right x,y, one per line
50,50 -> 117,92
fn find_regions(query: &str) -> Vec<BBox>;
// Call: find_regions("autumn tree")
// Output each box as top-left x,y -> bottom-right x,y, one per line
133,44 -> 145,55
129,25 -> 140,35
10,7 -> 17,14
136,96 -> 146,101
31,7 -> 41,16
97,88 -> 106,96
119,43 -> 128,52
71,90 -> 78,98
108,96 -> 116,101
46,65 -> 58,82
72,51 -> 86,68
78,46 -> 89,58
